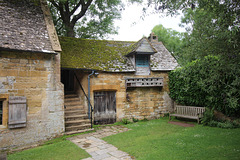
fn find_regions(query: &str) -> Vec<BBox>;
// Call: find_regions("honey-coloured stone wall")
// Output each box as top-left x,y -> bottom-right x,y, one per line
76,71 -> 173,122
0,51 -> 64,151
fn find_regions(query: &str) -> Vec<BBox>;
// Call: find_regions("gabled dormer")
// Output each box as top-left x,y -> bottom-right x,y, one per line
126,37 -> 157,75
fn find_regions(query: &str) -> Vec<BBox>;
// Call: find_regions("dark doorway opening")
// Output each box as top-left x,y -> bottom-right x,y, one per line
61,70 -> 74,92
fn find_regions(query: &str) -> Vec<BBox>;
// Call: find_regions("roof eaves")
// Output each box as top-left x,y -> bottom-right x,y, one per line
151,69 -> 174,72
0,47 -> 57,55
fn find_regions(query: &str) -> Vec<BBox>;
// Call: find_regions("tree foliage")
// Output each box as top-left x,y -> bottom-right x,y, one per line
179,0 -> 240,64
48,0 -> 122,38
148,0 -> 240,117
152,24 -> 185,58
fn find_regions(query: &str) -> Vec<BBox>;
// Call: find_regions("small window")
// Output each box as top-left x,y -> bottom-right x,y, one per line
136,55 -> 149,67
0,101 -> 3,125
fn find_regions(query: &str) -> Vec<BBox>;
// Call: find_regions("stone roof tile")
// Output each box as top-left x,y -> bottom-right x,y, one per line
0,0 -> 55,53
126,37 -> 157,56
150,41 -> 179,71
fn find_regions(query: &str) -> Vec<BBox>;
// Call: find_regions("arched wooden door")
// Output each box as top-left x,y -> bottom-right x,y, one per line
94,91 -> 116,125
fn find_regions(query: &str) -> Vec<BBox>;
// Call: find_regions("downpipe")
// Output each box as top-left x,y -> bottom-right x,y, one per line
87,70 -> 99,128
88,71 -> 95,119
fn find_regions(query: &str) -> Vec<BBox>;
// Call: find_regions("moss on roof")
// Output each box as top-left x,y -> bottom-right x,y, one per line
59,37 -> 136,71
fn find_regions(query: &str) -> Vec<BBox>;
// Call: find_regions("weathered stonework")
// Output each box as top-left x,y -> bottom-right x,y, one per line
61,33 -> 177,123
75,71 -> 172,121
0,51 -> 64,151
0,0 -> 64,151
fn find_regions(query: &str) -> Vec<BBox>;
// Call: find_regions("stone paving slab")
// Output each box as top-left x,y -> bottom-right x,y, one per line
68,126 -> 134,160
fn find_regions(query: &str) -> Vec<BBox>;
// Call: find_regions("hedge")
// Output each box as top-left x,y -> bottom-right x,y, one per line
169,55 -> 240,117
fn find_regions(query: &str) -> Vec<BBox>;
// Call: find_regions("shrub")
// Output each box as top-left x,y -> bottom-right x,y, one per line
201,108 -> 214,126
169,55 -> 240,117
207,120 -> 240,129
141,117 -> 149,122
201,108 -> 240,129
121,118 -> 131,125
132,117 -> 139,123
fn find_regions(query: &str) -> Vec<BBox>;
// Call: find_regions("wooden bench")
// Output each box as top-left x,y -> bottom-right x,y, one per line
169,106 -> 205,124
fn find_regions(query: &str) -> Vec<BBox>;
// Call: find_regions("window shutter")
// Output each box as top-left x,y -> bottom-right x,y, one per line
8,96 -> 27,129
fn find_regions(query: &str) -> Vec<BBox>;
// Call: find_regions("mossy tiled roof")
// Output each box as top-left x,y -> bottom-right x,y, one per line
60,36 -> 179,72
60,37 -> 136,71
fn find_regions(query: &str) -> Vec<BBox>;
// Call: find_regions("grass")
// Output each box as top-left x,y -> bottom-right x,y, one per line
8,133 -> 92,160
103,117 -> 240,160
7,118 -> 240,160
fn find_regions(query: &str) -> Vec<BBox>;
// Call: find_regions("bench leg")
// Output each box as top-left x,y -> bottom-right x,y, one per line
0,153 -> 7,160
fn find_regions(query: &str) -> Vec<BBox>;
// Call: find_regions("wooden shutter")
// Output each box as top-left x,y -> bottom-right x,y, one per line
8,96 -> 27,129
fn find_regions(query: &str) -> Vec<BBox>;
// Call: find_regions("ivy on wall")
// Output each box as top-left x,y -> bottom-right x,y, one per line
169,55 -> 240,117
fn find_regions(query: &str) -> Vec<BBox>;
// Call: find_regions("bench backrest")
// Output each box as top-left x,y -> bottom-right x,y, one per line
175,106 -> 205,117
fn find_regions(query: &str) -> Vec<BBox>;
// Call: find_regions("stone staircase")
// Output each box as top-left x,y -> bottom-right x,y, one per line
64,93 -> 93,135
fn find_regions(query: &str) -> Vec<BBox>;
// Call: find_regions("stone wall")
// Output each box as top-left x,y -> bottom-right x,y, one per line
77,71 -> 173,121
0,51 -> 64,151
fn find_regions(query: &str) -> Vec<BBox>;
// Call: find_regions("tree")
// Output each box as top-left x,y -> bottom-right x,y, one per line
142,0 -> 240,64
179,0 -> 240,64
152,24 -> 185,60
48,0 -> 122,38
141,0 -> 240,118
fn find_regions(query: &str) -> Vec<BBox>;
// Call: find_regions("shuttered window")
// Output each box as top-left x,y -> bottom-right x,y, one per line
8,96 -> 27,129
0,101 -> 2,125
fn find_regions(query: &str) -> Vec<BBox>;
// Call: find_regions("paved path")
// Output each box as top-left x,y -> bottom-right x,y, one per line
68,126 -> 135,160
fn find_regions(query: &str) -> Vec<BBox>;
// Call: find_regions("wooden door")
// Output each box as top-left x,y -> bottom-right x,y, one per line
94,91 -> 116,124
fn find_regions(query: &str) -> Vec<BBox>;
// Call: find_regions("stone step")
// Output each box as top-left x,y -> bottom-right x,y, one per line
65,119 -> 90,126
64,94 -> 79,98
65,114 -> 88,121
65,128 -> 94,135
64,93 -> 90,134
64,104 -> 84,109
65,109 -> 86,116
65,124 -> 91,132
64,105 -> 84,110
64,96 -> 80,101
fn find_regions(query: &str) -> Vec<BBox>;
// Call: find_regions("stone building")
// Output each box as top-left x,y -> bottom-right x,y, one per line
0,0 -> 64,150
0,0 -> 179,149
60,33 -> 178,133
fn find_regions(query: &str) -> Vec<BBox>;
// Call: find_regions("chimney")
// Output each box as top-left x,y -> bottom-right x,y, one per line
148,32 -> 158,42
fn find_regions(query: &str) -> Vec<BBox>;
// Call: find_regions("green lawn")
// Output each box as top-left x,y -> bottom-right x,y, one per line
7,118 -> 240,160
8,139 -> 90,160
103,118 -> 240,160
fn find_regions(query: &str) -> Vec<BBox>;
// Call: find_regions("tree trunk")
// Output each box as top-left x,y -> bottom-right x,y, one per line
64,21 -> 75,37
66,28 -> 75,37
65,23 -> 75,37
